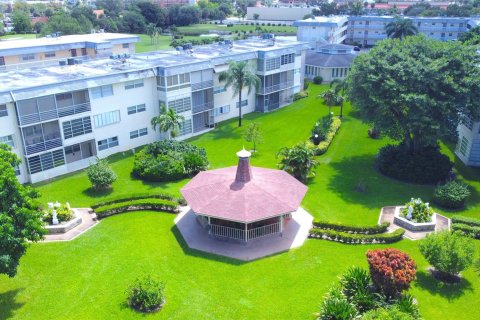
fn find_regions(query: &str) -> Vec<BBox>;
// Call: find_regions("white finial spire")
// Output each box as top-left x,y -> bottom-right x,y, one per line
236,148 -> 251,158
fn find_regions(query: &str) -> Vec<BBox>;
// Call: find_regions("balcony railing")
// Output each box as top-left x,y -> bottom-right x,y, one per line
18,102 -> 91,126
258,81 -> 294,95
247,222 -> 280,241
192,101 -> 214,114
191,80 -> 213,91
25,137 -> 62,155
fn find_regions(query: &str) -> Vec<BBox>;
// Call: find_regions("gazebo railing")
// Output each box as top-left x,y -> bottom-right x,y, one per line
210,224 -> 245,241
248,222 -> 280,241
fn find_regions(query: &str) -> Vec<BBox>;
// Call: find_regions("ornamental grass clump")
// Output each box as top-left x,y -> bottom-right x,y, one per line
366,248 -> 417,299
126,276 -> 165,313
400,198 -> 434,223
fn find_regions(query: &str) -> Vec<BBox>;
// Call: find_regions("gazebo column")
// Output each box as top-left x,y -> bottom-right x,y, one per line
280,215 -> 283,237
245,223 -> 248,242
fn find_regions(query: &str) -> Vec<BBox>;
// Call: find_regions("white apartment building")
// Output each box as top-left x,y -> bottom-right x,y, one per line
294,16 -> 349,47
0,37 -> 308,184
456,117 -> 480,167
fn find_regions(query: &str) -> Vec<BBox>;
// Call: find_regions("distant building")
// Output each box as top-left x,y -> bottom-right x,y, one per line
153,0 -> 196,8
294,16 -> 349,46
0,33 -> 139,68
304,43 -> 358,82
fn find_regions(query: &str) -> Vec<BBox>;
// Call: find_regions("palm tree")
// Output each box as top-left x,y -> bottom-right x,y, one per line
151,104 -> 185,139
219,61 -> 260,127
276,143 -> 318,183
330,79 -> 348,117
318,88 -> 343,114
385,17 -> 418,40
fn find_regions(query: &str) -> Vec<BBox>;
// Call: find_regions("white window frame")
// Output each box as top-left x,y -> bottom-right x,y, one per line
0,134 -> 15,148
125,79 -> 144,90
97,136 -> 119,151
127,104 -> 147,115
130,127 -> 148,139
0,104 -> 7,117
91,85 -> 113,99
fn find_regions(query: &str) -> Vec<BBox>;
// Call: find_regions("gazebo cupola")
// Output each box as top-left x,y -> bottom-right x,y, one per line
180,149 -> 308,242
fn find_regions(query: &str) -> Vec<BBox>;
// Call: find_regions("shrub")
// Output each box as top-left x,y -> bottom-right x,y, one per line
304,80 -> 310,90
313,76 -> 323,84
43,202 -> 73,223
133,140 -> 208,182
451,215 -> 480,227
366,249 -> 416,299
309,228 -> 405,244
400,198 -> 434,223
451,223 -> 480,239
340,266 -> 376,313
419,231 -> 475,280
126,276 -> 165,313
312,221 -> 389,235
361,307 -> 415,320
94,199 -> 179,218
433,180 -> 471,209
376,144 -> 452,184
317,285 -> 358,320
90,192 -> 184,209
86,158 -> 117,190
307,117 -> 341,155
368,128 -> 380,139
394,294 -> 420,319
293,91 -> 308,101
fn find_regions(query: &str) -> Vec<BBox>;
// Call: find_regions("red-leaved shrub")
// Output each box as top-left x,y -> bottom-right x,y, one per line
366,248 -> 417,298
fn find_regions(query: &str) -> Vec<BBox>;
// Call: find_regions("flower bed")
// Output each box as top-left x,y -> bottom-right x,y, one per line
309,228 -> 405,244
312,221 -> 389,235
394,206 -> 436,232
306,116 -> 341,155
94,199 -> 179,219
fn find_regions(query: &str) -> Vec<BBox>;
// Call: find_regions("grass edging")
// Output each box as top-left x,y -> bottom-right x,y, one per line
94,199 -> 179,219
306,116 -> 341,155
312,221 -> 390,235
91,192 -> 185,209
308,228 -> 405,244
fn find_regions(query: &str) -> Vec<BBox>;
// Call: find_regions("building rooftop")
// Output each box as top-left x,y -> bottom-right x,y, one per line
294,16 -> 349,27
0,37 -> 308,103
305,50 -> 358,68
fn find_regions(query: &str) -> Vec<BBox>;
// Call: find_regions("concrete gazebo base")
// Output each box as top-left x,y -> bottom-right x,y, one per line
174,206 -> 313,261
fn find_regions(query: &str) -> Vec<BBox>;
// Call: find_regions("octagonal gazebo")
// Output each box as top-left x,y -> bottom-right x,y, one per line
180,149 -> 307,242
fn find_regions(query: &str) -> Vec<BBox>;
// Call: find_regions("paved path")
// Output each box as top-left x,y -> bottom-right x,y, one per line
174,206 -> 314,261
379,206 -> 450,240
43,208 -> 99,242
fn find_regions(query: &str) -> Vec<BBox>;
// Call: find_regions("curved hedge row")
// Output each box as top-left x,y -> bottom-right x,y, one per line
94,199 -> 179,219
451,215 -> 480,227
312,221 -> 389,235
91,192 -> 185,209
309,228 -> 405,244
452,223 -> 480,239
306,116 -> 341,155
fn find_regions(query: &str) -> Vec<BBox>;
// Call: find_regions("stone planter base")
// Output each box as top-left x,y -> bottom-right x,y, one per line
393,206 -> 436,232
45,210 -> 82,234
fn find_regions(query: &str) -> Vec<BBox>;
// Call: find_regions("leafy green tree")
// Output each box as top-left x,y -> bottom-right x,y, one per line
96,0 -> 124,17
419,231 -> 475,279
385,17 -> 418,39
42,13 -> 93,35
0,144 -> 46,277
137,1 -> 166,27
347,35 -> 480,154
219,61 -> 260,127
146,23 -> 161,45
277,143 -> 318,183
151,104 -> 185,139
86,158 -> 117,191
460,26 -> 480,46
330,79 -> 348,117
243,122 -> 263,153
318,88 -> 343,114
119,11 -> 147,34
12,10 -> 32,33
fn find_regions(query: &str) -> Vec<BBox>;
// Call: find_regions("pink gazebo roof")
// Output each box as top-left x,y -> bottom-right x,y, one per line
181,153 -> 307,223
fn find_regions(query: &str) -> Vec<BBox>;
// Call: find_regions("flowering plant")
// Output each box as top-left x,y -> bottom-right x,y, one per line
400,198 -> 434,223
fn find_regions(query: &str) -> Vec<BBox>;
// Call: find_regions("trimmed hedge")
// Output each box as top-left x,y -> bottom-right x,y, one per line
451,215 -> 480,227
433,180 -> 470,209
312,221 -> 389,235
307,117 -> 341,155
91,192 -> 184,209
95,199 -> 179,219
309,228 -> 405,244
451,223 -> 480,239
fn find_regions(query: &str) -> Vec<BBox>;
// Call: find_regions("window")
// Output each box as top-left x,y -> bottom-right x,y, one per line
460,23 -> 464,28
71,49 -> 77,57
0,134 -> 14,147
93,110 -> 120,128
459,136 -> 469,157
127,104 -> 146,115
21,54 -> 35,61
166,73 -> 190,88
81,48 -> 87,56
0,56 -> 4,66
90,85 -> 113,99
64,140 -> 96,163
125,79 -> 144,90
122,43 -> 129,49
441,33 -> 445,37
236,100 -> 248,108
462,116 -> 474,130
266,57 -> 281,71
167,96 -> 191,114
130,128 -> 148,139
178,119 -> 192,136
27,149 -> 65,174
0,104 -> 7,117
449,33 -> 453,37
14,165 -> 20,176
280,53 -> 294,65
62,117 -> 92,139
98,136 -> 118,151
45,51 -> 56,58
214,105 -> 230,116
214,86 -> 226,94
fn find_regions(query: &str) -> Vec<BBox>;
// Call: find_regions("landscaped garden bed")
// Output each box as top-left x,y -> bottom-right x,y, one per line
94,198 -> 179,219
306,114 -> 341,155
451,215 -> 480,239
393,198 -> 436,232
43,202 -> 83,234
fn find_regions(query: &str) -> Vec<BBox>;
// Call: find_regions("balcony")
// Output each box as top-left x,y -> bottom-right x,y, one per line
25,138 -> 62,155
57,102 -> 91,118
18,102 -> 91,126
191,80 -> 214,91
192,101 -> 214,114
258,81 -> 294,95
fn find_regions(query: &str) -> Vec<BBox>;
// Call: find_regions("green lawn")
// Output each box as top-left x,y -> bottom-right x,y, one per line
2,84 -> 480,319
0,34 -> 37,40
177,23 -> 296,35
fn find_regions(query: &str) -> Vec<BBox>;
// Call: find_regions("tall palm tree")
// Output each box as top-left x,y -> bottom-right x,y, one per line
318,88 -> 343,114
276,143 -> 318,183
151,104 -> 185,139
330,79 -> 348,117
219,61 -> 260,127
385,17 -> 418,40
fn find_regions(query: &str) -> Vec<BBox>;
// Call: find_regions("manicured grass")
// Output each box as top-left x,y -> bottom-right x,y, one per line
0,33 -> 37,40
135,34 -> 203,53
177,23 -> 296,35
2,84 -> 480,319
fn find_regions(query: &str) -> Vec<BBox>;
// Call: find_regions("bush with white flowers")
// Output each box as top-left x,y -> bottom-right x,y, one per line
400,198 -> 434,223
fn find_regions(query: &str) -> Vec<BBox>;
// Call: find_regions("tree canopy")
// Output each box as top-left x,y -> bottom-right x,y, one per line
347,35 -> 480,153
0,145 -> 45,277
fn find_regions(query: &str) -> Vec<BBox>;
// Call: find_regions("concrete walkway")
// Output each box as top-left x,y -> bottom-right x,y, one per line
43,208 -> 99,242
379,206 -> 450,240
174,206 -> 314,261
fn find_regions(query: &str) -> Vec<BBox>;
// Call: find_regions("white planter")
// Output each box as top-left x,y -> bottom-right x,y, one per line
44,210 -> 82,234
393,206 -> 436,232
